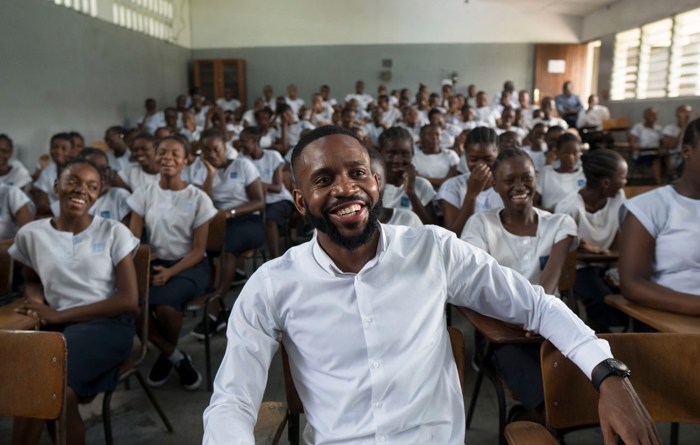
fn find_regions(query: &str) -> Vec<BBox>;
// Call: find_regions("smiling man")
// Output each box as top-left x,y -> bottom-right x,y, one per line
203,126 -> 660,445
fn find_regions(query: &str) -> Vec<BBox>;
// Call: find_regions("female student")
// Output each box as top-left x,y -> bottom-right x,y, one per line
128,135 -> 217,390
10,159 -> 139,445
461,148 -> 578,420
368,146 -> 423,228
535,132 -> 586,210
0,183 -> 34,243
436,127 -> 503,235
377,127 -> 436,224
0,134 -> 32,189
412,124 -> 459,189
619,118 -> 700,317
555,148 -> 628,332
189,128 -> 265,339
51,148 -> 132,224
115,133 -> 160,192
32,132 -> 73,216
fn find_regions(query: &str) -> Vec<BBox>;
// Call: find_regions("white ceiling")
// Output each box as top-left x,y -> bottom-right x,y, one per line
474,0 -> 617,17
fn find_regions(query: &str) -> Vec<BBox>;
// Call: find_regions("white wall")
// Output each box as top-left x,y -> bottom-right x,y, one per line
581,0 -> 700,41
189,0 -> 582,49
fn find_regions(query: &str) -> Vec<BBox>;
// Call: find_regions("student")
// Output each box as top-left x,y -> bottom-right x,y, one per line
163,107 -> 181,134
518,89 -> 537,128
619,118 -> 700,317
495,107 -> 527,141
629,108 -> 664,185
216,88 -> 242,113
10,159 -> 139,445
364,107 -> 385,148
532,96 -> 568,130
190,127 -> 266,338
0,183 -> 34,242
50,148 -> 132,224
306,93 -> 333,126
344,80 -> 373,110
461,148 -> 578,419
105,126 -> 132,172
261,85 -> 276,112
555,148 -> 628,332
397,106 -> 425,143
428,108 -> 462,149
242,98 -> 265,128
436,127 -> 503,235
474,91 -> 494,126
377,127 -> 436,224
376,94 -> 402,127
285,84 -> 304,118
277,104 -> 314,155
203,125 -> 659,445
33,132 -> 73,216
535,132 -> 586,210
576,94 -> 610,131
136,98 -> 166,135
662,104 -> 692,178
128,135 -> 217,390
319,84 -> 337,110
521,123 -> 550,174
412,124 -> 459,189
114,133 -> 160,192
368,147 -> 423,228
253,107 -> 279,151
68,131 -> 85,158
237,126 -> 291,259
0,134 -> 32,189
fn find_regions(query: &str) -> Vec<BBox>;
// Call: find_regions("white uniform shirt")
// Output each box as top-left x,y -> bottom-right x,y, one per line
247,150 -> 292,204
344,93 -> 374,110
285,121 -> 316,151
475,107 -> 495,127
51,187 -> 132,222
385,207 -> 423,228
33,164 -> 59,204
363,123 -> 384,148
259,128 -> 278,150
9,217 -> 139,311
0,184 -> 33,239
203,224 -> 610,445
630,123 -> 662,148
461,207 -> 579,285
216,98 -> 242,112
182,157 -> 209,186
662,124 -> 683,153
0,160 -> 32,189
135,112 -> 166,134
106,150 -> 132,173
381,107 -> 402,127
208,157 -> 261,210
621,186 -> 700,295
536,165 -> 586,210
521,146 -> 548,173
285,97 -> 305,117
555,189 -> 625,252
382,177 -> 435,210
242,109 -> 257,127
576,105 -> 610,130
127,182 -> 217,260
118,164 -> 159,192
412,147 -> 459,179
436,172 -> 504,213
397,123 -> 422,143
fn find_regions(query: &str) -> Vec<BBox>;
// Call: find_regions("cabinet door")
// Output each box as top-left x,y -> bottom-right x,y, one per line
193,60 -> 217,103
193,59 -> 247,109
221,60 -> 247,109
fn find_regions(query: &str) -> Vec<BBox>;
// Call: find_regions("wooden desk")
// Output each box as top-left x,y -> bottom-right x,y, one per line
0,299 -> 39,330
605,294 -> 700,335
456,306 -> 535,344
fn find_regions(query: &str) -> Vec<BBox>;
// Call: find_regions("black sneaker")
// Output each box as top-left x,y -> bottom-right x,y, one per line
190,309 -> 228,340
174,354 -> 203,390
147,353 -> 172,386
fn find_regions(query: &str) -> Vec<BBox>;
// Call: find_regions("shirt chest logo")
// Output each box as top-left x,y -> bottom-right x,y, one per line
92,242 -> 106,253
100,210 -> 111,219
400,196 -> 410,208
229,172 -> 238,179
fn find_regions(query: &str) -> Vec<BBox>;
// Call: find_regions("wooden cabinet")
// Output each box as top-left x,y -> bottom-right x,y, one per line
193,59 -> 247,109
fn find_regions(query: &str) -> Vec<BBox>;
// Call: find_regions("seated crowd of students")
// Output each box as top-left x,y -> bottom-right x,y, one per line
1,78 -> 699,443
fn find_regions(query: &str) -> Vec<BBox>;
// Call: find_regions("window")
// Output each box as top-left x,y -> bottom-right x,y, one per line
51,0 -> 98,17
113,0 -> 175,41
611,7 -> 700,100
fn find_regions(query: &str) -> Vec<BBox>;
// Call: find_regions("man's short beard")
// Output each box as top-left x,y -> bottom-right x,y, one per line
307,195 -> 383,252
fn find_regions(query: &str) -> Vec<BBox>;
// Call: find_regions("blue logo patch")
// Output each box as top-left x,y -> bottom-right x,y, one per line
578,179 -> 586,187
400,196 -> 410,208
229,171 -> 238,179
92,242 -> 105,253
539,255 -> 549,270
100,210 -> 111,219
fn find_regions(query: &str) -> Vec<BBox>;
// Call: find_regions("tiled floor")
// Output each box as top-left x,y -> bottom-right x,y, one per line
2,288 -> 699,445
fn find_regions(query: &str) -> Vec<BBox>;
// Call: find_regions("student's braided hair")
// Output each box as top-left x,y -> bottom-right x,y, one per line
555,132 -> 580,150
78,147 -> 109,163
156,134 -> 191,155
378,126 -> 413,152
581,148 -> 625,188
239,126 -> 263,141
199,127 -> 226,143
465,126 -> 498,147
491,148 -> 534,175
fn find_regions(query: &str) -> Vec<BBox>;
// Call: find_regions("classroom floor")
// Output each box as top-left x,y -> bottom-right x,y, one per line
2,285 -> 699,445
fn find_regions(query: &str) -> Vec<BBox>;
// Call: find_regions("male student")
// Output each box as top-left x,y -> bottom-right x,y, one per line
203,126 -> 660,445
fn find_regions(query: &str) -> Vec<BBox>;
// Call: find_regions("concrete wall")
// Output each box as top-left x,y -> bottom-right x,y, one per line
192,43 -> 535,108
189,0 -> 581,48
0,0 -> 191,165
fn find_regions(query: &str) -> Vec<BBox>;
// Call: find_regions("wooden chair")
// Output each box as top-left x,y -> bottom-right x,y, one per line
102,245 -> 174,445
254,327 -> 466,445
505,333 -> 700,445
461,252 -> 575,444
0,330 -> 68,445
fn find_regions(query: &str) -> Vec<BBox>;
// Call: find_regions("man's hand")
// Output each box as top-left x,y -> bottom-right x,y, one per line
598,377 -> 660,445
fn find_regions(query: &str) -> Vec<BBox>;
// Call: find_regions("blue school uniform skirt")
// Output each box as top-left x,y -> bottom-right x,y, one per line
47,313 -> 135,398
223,213 -> 265,256
148,257 -> 210,309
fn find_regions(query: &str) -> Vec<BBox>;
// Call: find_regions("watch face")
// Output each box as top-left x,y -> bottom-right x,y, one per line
609,359 -> 630,372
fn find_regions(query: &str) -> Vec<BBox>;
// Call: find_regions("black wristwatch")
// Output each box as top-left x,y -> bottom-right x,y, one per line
591,358 -> 631,391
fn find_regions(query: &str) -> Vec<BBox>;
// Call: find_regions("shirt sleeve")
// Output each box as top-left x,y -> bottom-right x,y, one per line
114,189 -> 133,221
240,158 -> 261,187
438,228 -> 612,379
32,168 -> 52,194
460,212 -> 489,251
8,225 -> 34,269
7,186 -> 33,216
447,150 -> 460,167
552,213 -> 580,250
126,186 -> 147,217
630,123 -> 642,138
110,223 -> 140,266
620,191 -> 661,238
203,268 -> 281,445
415,177 -> 437,206
193,190 -> 218,229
